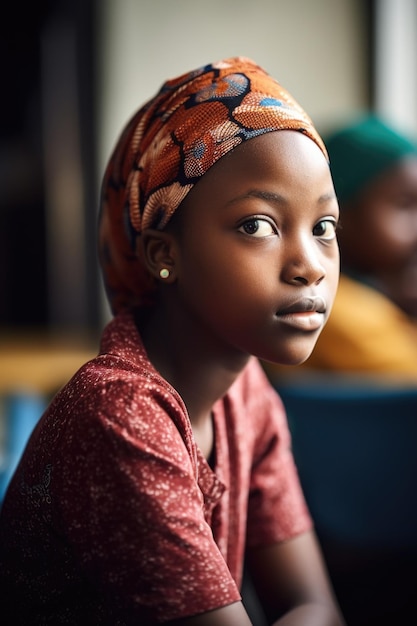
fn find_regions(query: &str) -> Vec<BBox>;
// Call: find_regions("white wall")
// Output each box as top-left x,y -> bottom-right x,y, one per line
95,0 -> 368,177
374,0 -> 417,137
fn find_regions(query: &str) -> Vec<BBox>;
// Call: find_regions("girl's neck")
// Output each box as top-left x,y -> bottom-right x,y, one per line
136,304 -> 250,427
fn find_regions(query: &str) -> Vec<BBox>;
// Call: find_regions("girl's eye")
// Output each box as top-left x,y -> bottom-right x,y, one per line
313,219 -> 338,240
238,218 -> 276,237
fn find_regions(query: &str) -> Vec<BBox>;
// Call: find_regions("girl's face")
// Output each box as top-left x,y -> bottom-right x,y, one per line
168,130 -> 340,366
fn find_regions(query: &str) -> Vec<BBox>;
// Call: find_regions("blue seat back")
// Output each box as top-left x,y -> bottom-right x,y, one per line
0,391 -> 46,502
276,380 -> 417,551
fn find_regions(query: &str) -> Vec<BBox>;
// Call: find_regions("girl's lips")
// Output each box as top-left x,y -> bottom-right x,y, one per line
277,295 -> 327,315
275,295 -> 327,331
276,310 -> 325,331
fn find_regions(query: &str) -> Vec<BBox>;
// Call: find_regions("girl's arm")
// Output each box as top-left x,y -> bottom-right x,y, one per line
246,529 -> 346,626
167,602 -> 253,625
167,529 -> 345,625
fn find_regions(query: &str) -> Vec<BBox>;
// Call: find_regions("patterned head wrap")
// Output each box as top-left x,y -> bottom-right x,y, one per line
325,114 -> 417,205
99,56 -> 328,314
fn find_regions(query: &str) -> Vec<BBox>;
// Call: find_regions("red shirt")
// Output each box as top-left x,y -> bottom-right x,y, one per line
0,312 -> 311,624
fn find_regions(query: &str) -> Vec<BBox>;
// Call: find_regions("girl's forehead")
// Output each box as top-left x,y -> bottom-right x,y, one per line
178,131 -> 334,218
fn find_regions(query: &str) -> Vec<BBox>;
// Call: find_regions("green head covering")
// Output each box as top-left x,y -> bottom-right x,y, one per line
325,114 -> 417,205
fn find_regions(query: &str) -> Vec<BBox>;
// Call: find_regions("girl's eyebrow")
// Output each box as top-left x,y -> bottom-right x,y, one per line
226,189 -> 287,207
227,189 -> 337,206
318,191 -> 338,204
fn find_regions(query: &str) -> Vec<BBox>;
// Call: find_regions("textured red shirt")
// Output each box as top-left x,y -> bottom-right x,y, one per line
0,312 -> 311,624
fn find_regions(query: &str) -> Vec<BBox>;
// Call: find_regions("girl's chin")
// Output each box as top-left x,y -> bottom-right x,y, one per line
263,341 -> 319,368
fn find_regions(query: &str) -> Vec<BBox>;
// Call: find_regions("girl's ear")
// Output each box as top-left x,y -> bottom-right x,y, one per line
138,229 -> 178,283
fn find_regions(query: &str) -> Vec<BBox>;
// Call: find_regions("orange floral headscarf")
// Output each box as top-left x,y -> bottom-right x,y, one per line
98,56 -> 327,314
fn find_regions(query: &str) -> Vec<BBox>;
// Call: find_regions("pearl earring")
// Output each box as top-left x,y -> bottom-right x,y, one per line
159,268 -> 170,279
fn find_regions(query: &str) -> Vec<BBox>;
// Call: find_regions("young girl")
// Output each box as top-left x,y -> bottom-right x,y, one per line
0,57 -> 343,625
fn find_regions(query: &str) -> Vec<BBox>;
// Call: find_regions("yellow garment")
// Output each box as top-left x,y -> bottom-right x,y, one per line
264,274 -> 417,384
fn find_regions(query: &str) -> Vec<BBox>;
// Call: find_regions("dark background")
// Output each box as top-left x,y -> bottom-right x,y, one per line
0,0 -> 98,331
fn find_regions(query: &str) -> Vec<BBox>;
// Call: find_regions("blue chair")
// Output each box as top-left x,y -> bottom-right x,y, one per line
275,378 -> 417,625
0,391 -> 46,503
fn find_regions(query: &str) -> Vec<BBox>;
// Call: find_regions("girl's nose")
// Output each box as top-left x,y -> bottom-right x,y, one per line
281,240 -> 326,286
